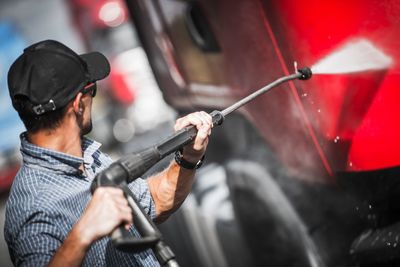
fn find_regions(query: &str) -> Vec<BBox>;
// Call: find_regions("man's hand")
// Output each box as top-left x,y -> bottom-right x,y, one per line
48,187 -> 132,267
74,187 -> 133,246
148,111 -> 213,222
174,111 -> 213,163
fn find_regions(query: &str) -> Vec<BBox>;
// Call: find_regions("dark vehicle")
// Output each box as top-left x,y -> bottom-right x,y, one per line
124,1 -> 400,267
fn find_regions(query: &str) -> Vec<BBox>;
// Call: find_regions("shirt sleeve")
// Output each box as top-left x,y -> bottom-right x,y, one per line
127,178 -> 157,221
97,149 -> 157,220
12,210 -> 63,267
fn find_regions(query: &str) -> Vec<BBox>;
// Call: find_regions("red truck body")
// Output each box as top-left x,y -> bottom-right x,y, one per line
124,1 -> 400,266
128,0 -> 400,181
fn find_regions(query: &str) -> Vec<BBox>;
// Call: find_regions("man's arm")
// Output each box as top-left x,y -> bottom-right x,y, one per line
47,187 -> 133,267
147,111 -> 213,222
49,111 -> 211,265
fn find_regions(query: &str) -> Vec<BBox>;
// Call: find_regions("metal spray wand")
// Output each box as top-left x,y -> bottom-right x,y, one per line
91,67 -> 312,267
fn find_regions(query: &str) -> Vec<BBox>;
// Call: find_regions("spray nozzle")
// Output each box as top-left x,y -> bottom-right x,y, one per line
297,67 -> 312,80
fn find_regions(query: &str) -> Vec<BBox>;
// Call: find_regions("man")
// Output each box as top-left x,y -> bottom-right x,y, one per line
4,40 -> 213,267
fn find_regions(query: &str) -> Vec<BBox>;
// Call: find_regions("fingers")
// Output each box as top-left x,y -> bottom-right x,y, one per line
174,111 -> 213,160
95,186 -> 125,197
93,187 -> 133,224
117,205 -> 133,225
193,124 -> 209,150
78,187 -> 135,242
174,111 -> 213,132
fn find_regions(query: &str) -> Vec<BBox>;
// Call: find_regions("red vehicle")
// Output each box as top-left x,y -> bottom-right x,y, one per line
124,1 -> 400,266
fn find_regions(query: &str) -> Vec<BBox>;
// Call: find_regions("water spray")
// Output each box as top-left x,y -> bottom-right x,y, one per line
311,39 -> 393,74
90,67 -> 312,267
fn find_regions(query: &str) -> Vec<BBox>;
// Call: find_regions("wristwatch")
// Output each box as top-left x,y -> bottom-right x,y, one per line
174,149 -> 205,170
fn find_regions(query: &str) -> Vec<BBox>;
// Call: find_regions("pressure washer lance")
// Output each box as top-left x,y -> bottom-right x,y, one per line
91,67 -> 312,267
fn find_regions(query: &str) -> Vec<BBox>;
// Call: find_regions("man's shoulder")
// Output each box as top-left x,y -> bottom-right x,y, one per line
13,163 -> 57,188
7,164 -> 66,210
4,165 -> 57,239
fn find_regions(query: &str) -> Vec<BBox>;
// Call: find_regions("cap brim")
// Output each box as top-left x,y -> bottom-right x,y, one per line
80,52 -> 110,82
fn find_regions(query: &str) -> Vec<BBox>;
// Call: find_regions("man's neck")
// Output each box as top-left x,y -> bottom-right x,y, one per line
28,124 -> 83,159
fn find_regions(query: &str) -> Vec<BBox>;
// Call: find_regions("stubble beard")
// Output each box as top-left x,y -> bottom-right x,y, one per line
80,119 -> 93,136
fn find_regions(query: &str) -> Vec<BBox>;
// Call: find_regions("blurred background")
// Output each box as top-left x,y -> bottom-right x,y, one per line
2,1 -> 400,267
0,0 -> 176,265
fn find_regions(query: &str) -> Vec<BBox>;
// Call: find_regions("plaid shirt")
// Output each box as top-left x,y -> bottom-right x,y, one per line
4,133 -> 160,267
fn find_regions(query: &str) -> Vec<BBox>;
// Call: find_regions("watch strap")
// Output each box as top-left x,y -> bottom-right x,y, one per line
174,149 -> 204,170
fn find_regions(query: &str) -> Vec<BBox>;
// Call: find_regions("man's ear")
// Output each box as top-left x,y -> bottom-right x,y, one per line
72,92 -> 84,115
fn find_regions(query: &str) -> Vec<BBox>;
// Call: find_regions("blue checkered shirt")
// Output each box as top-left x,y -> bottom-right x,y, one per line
4,133 -> 160,267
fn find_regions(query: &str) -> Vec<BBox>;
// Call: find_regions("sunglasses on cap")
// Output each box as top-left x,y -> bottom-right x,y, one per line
81,82 -> 97,97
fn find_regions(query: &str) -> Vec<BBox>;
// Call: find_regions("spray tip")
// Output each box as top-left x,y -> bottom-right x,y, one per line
297,67 -> 312,80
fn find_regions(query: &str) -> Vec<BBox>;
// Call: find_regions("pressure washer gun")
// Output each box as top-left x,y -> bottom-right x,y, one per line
91,68 -> 312,267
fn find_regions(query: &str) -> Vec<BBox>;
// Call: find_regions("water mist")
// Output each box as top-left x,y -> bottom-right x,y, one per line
311,39 -> 393,75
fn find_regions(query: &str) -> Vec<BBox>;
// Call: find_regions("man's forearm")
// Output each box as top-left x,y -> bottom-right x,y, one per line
149,111 -> 212,223
148,160 -> 196,223
47,223 -> 90,267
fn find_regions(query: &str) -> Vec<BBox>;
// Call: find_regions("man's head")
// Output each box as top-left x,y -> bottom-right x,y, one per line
7,40 -> 110,134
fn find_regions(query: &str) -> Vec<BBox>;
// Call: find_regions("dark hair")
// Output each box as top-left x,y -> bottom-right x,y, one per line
13,95 -> 69,133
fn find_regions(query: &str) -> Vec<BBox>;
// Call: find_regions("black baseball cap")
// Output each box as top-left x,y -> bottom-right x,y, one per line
8,40 -> 110,115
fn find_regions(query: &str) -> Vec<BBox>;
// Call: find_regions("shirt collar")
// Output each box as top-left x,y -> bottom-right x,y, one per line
20,132 -> 102,177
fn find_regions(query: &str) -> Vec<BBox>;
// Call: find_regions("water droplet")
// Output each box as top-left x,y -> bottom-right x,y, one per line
369,205 -> 372,210
302,93 -> 308,97
387,242 -> 391,246
317,109 -> 321,113
394,243 -> 397,247
334,136 -> 340,143
349,162 -> 353,167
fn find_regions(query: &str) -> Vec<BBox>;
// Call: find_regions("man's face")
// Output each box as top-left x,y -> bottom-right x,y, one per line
78,83 -> 96,136
80,94 -> 93,136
